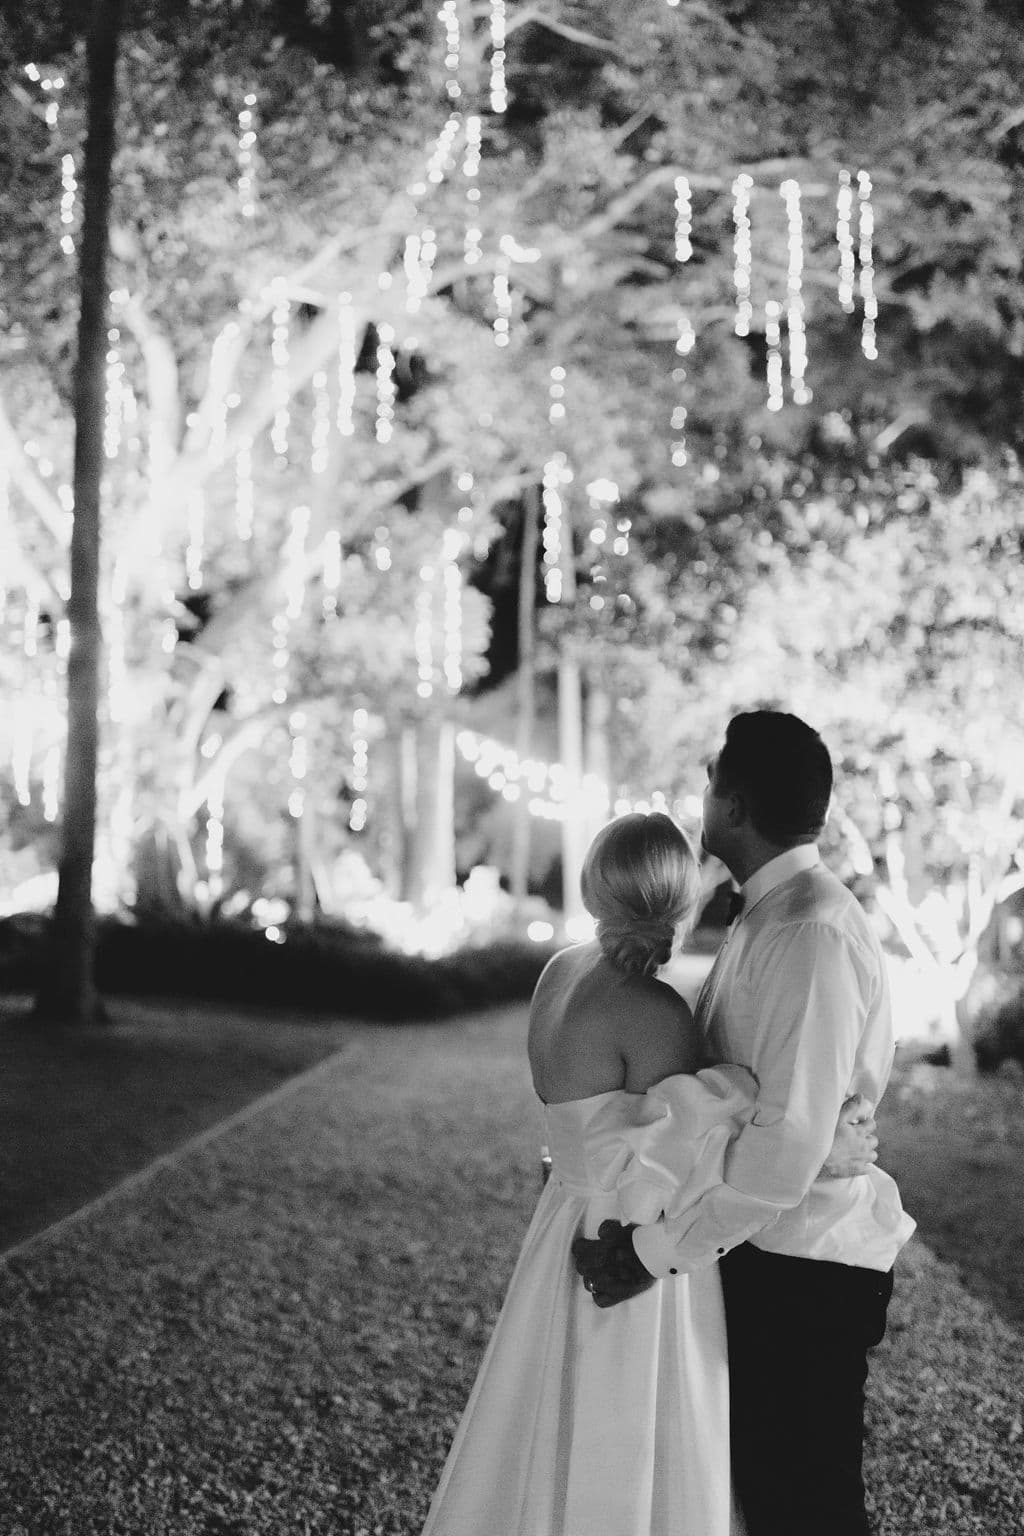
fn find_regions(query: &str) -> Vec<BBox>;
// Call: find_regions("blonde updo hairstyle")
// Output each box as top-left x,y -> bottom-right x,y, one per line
580,812 -> 702,979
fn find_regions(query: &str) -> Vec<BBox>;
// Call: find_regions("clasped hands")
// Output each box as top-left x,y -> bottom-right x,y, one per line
572,1094 -> 879,1310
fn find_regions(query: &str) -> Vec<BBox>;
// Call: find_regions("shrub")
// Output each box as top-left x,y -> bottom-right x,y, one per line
0,913 -> 557,1021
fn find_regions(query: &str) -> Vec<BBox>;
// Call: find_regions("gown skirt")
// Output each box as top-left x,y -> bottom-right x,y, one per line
420,1068 -> 756,1536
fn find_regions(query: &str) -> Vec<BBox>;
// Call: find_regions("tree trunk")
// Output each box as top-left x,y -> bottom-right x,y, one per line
35,0 -> 126,1025
584,675 -> 612,836
511,488 -> 539,904
556,484 -> 586,925
408,712 -> 456,907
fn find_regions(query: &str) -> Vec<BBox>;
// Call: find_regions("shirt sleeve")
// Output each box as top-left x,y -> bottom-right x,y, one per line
633,921 -> 872,1279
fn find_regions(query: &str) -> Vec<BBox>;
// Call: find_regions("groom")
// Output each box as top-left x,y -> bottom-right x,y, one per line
573,710 -> 914,1536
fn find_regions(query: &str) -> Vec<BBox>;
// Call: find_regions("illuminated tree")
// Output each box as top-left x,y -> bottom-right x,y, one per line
2,0 -> 1024,967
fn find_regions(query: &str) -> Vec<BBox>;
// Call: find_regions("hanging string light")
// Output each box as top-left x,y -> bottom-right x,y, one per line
415,562 -> 435,698
780,178 -> 812,405
731,173 -> 754,337
59,153 -> 78,256
42,743 -> 61,824
492,253 -> 512,346
764,299 -> 785,412
236,92 -> 258,218
857,170 -> 878,360
12,701 -> 33,808
456,730 -> 658,825
440,0 -> 461,101
235,437 -> 254,541
350,707 -> 369,832
424,112 -> 463,188
548,364 -> 567,424
442,526 -> 465,693
205,776 -> 225,898
489,0 -> 508,112
674,175 -> 693,262
104,325 -> 125,459
670,310 -> 696,468
322,528 -> 342,620
463,114 -> 483,267
372,524 -> 393,572
585,479 -> 618,609
542,452 -> 572,602
336,292 -> 357,436
836,169 -> 856,314
288,709 -> 307,820
375,323 -> 397,444
612,514 -> 632,557
270,281 -> 291,462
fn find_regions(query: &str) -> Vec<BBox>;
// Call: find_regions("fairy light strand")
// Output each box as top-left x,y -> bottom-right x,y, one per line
548,364 -> 566,424
780,178 -> 812,405
372,523 -> 393,573
671,176 -> 696,465
375,324 -> 397,444
104,325 -> 125,459
674,175 -> 693,262
836,169 -> 856,313
670,312 -> 695,467
237,92 -> 257,218
288,710 -> 307,820
440,0 -> 461,101
462,114 -> 483,267
59,153 -> 77,255
857,170 -> 878,360
489,0 -> 508,113
542,453 -> 572,602
492,254 -> 512,346
731,173 -> 754,337
350,707 -> 369,831
765,300 -> 785,412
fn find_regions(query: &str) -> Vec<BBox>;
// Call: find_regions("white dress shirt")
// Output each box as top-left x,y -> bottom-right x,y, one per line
633,846 -> 916,1278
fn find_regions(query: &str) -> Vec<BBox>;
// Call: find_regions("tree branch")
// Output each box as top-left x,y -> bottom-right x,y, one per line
504,7 -> 622,56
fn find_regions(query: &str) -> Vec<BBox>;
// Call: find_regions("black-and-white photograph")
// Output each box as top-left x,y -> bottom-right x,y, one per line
1,2 -> 1022,1532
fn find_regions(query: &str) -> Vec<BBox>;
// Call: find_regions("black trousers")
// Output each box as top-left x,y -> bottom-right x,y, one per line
719,1243 -> 894,1536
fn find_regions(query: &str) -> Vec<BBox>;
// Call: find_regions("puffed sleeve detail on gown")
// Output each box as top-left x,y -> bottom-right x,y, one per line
612,1065 -> 760,1227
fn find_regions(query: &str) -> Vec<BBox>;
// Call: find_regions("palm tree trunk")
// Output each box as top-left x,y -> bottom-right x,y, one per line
35,0 -> 126,1024
511,487 -> 539,904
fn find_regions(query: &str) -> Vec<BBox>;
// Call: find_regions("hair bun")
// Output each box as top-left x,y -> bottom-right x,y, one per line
598,918 -> 674,978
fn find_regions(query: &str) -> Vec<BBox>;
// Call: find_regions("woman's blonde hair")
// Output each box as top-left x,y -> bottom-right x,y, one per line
580,812 -> 702,978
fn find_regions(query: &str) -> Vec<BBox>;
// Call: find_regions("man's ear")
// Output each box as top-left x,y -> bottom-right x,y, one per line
724,790 -> 747,828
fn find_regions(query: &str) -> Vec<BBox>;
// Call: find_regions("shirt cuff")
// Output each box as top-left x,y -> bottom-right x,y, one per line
632,1222 -> 689,1279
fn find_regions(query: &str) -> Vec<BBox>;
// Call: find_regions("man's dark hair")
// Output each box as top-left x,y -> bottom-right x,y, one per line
715,710 -> 833,845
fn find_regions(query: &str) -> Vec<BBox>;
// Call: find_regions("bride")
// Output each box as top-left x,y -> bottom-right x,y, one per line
420,811 -> 876,1536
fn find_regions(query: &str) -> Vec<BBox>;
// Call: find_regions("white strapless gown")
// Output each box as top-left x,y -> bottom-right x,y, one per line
421,1066 -> 756,1536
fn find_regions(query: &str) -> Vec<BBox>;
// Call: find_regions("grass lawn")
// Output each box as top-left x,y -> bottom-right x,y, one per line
0,990 -> 1022,1534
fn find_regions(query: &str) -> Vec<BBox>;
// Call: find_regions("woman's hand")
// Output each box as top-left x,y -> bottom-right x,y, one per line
820,1093 -> 878,1179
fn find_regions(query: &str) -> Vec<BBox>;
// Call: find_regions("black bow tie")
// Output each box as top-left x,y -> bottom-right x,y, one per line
726,889 -> 745,924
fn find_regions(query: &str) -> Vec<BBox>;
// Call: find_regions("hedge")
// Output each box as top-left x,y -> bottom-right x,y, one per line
0,913 -> 557,1021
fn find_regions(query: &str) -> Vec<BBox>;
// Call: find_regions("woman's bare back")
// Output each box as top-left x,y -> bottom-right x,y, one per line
528,942 -> 703,1105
